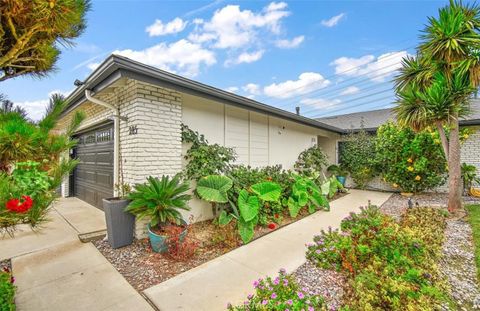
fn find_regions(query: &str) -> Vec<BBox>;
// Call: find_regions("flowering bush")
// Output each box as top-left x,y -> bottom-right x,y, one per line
306,205 -> 448,310
0,267 -> 15,311
227,269 -> 326,311
0,162 -> 56,235
376,122 -> 447,193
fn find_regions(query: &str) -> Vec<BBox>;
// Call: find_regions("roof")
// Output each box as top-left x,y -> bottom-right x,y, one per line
317,100 -> 480,131
63,54 -> 344,134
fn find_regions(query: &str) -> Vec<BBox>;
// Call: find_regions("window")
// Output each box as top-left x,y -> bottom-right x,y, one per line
96,129 -> 111,143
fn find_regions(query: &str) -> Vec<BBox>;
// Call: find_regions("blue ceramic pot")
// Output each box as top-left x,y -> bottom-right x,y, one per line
336,176 -> 346,186
147,220 -> 187,253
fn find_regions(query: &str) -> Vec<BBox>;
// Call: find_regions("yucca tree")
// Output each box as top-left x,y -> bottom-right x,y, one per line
395,0 -> 480,212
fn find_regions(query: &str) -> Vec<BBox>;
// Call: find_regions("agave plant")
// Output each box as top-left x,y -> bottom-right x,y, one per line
126,174 -> 192,228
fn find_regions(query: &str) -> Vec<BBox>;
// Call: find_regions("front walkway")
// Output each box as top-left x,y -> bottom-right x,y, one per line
143,189 -> 392,311
0,198 -> 153,311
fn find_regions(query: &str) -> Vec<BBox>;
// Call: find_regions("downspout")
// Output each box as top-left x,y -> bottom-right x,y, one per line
85,89 -> 121,197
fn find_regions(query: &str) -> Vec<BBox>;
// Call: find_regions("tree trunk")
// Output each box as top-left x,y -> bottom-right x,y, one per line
447,120 -> 462,212
435,121 -> 449,159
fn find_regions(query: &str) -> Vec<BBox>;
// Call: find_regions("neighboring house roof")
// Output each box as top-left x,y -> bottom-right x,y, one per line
64,54 -> 344,134
317,100 -> 480,131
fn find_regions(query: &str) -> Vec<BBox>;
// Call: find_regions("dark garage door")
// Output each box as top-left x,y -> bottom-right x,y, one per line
73,125 -> 114,209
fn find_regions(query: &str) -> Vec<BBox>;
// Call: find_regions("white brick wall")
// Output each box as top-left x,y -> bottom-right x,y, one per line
56,79 -> 183,238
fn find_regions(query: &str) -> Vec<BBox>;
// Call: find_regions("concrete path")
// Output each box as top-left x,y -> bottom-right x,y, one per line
0,198 -> 153,311
144,189 -> 392,311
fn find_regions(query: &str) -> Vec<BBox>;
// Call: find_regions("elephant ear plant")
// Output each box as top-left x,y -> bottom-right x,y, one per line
125,174 -> 192,252
197,176 -> 282,244
286,174 -> 330,218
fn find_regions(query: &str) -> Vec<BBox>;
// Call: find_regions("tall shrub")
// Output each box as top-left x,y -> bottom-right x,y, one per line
339,129 -> 377,188
294,145 -> 328,178
181,124 -> 236,181
376,122 -> 447,193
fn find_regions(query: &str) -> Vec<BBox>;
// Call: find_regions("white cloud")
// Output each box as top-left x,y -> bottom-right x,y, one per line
300,98 -> 341,110
331,51 -> 408,82
264,72 -> 331,99
189,2 -> 290,49
340,86 -> 360,95
146,17 -> 188,36
321,13 -> 346,27
15,90 -> 71,121
225,86 -> 239,93
113,39 -> 216,77
275,35 -> 304,49
225,50 -> 264,66
87,62 -> 100,71
242,83 -> 261,95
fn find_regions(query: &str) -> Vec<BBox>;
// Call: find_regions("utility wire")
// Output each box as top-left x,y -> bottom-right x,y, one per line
310,95 -> 395,118
265,44 -> 415,108
301,88 -> 394,116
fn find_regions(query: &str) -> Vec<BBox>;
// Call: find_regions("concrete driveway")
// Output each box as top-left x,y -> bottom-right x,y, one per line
0,198 -> 153,311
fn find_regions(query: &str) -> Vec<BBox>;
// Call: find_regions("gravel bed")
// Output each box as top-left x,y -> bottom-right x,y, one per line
380,193 -> 480,218
0,259 -> 11,272
440,218 -> 480,311
293,261 -> 346,310
93,237 -> 230,291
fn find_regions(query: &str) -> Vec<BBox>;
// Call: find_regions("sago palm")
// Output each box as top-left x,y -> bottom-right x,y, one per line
395,0 -> 480,211
126,175 -> 192,228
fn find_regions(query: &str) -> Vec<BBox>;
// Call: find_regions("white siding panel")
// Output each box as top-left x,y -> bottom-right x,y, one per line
225,106 -> 249,165
249,112 -> 269,167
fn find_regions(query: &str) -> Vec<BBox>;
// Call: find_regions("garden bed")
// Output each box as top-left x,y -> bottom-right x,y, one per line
284,194 -> 480,310
93,192 -> 347,292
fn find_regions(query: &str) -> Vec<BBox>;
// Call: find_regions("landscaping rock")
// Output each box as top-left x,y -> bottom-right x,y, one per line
440,218 -> 480,311
293,261 -> 346,310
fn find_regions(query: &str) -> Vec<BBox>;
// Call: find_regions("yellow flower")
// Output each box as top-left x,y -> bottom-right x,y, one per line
415,175 -> 421,181
407,158 -> 413,163
463,134 -> 469,139
434,139 -> 440,145
392,183 -> 398,188
407,166 -> 414,172
426,126 -> 432,132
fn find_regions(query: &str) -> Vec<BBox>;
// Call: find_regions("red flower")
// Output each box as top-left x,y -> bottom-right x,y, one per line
268,223 -> 276,230
274,214 -> 279,219
6,196 -> 33,213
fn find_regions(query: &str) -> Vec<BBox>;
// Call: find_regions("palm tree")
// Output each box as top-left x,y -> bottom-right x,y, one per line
395,1 -> 480,212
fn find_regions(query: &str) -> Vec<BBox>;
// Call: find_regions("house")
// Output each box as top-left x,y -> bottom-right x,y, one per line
55,54 -> 344,237
317,104 -> 480,191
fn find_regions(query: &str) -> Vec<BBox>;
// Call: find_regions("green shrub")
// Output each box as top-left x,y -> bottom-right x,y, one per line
306,206 -> 448,310
181,124 -> 236,181
285,174 -> 329,218
0,268 -> 15,311
227,269 -> 326,311
376,122 -> 447,193
294,145 -> 328,178
339,129 -> 378,188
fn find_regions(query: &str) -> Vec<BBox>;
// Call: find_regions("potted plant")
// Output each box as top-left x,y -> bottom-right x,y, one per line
327,164 -> 349,186
102,183 -> 134,249
125,174 -> 192,253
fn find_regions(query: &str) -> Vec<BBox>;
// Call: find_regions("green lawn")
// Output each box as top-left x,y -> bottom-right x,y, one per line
466,204 -> 480,282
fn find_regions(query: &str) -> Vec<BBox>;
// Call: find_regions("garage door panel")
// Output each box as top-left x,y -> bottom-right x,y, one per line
73,125 -> 114,210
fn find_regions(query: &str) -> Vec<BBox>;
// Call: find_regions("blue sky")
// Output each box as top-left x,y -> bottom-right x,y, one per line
1,0 -> 451,120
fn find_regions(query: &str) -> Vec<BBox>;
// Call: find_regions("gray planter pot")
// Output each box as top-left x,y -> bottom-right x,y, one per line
103,198 -> 135,249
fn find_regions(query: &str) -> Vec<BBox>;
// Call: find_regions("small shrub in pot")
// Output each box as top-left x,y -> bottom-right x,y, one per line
126,174 -> 192,253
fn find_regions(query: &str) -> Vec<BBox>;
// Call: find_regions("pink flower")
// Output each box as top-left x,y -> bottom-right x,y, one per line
297,291 -> 305,299
261,300 -> 268,305
271,293 -> 277,299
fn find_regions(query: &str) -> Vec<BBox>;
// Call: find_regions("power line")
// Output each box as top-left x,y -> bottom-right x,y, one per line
273,63 -> 400,110
310,95 -> 395,119
302,87 -> 394,116
264,44 -> 415,108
